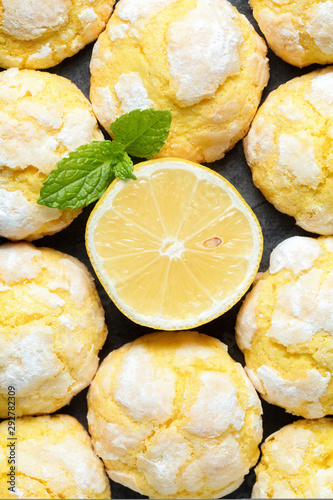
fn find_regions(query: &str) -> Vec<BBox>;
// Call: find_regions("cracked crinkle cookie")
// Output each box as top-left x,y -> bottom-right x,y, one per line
244,66 -> 333,235
0,0 -> 114,69
236,235 -> 333,419
253,418 -> 333,498
0,242 -> 108,418
0,68 -> 104,241
87,331 -> 263,499
90,0 -> 269,164
250,0 -> 333,67
0,414 -> 111,499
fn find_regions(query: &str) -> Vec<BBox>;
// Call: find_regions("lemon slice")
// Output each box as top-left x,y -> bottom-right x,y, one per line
86,159 -> 263,330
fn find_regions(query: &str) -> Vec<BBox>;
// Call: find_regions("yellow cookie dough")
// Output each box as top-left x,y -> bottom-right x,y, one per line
0,0 -> 114,69
250,0 -> 333,67
0,242 -> 107,418
88,331 -> 263,499
236,235 -> 333,418
0,414 -> 111,499
244,66 -> 333,235
90,0 -> 269,164
253,418 -> 333,498
0,68 -> 104,241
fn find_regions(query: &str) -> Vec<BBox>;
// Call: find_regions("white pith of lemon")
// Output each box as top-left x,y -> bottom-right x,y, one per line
86,158 -> 263,330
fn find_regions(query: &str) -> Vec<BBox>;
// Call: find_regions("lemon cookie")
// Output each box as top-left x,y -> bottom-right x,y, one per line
253,418 -> 333,498
236,235 -> 333,418
250,0 -> 333,67
0,242 -> 107,418
0,414 -> 110,499
244,66 -> 333,235
90,0 -> 269,164
0,68 -> 103,241
0,0 -> 114,69
88,331 -> 263,499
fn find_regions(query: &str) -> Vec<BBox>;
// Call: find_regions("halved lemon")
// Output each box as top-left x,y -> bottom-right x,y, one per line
86,159 -> 263,330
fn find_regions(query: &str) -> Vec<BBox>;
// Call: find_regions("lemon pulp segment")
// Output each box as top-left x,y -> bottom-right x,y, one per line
86,159 -> 263,329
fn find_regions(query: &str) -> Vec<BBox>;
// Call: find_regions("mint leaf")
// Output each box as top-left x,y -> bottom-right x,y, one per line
113,152 -> 136,181
38,141 -> 132,210
110,109 -> 172,159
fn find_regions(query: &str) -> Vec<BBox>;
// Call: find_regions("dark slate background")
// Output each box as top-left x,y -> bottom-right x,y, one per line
0,0 -> 322,498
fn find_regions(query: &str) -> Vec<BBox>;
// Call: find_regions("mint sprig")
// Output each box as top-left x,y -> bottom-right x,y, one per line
38,108 -> 172,210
